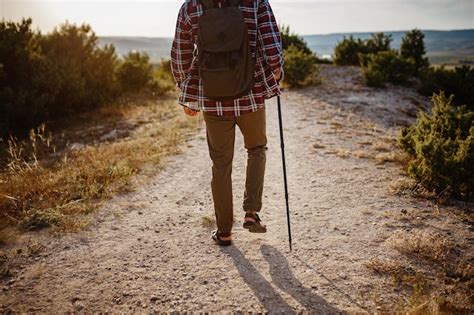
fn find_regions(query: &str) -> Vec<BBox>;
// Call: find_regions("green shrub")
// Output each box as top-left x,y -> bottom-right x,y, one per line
398,92 -> 474,200
0,19 -> 50,136
1,19 -> 168,138
117,51 -> 153,92
333,35 -> 364,66
40,22 -> 120,116
334,33 -> 392,66
401,29 -> 429,76
151,59 -> 176,94
361,50 -> 415,87
280,24 -> 329,64
365,32 -> 392,54
420,66 -> 474,111
280,25 -> 312,55
283,45 -> 320,88
0,20 -> 122,136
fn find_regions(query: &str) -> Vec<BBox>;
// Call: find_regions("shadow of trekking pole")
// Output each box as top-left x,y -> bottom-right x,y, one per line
260,244 -> 343,314
220,245 -> 295,314
221,245 -> 344,314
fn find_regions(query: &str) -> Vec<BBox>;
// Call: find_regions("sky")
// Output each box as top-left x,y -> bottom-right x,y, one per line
1,0 -> 473,37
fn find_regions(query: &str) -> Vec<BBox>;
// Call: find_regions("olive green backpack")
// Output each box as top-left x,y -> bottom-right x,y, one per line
197,0 -> 255,101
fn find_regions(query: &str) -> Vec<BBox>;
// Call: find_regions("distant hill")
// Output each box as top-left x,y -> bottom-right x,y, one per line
99,29 -> 474,65
99,36 -> 173,63
304,29 -> 474,65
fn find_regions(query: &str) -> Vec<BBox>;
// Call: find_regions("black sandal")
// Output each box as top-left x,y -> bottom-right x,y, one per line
211,230 -> 232,246
243,212 -> 267,233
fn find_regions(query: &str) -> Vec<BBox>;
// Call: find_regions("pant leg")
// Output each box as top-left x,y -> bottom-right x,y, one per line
235,106 -> 267,212
203,112 -> 236,234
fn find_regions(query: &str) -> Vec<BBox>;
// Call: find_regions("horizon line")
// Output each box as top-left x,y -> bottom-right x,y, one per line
96,27 -> 474,39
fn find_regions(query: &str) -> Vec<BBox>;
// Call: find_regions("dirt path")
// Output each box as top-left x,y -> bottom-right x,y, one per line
1,66 -> 471,313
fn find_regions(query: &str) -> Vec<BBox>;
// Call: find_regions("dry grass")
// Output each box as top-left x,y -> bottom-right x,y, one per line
372,141 -> 393,152
364,259 -> 407,275
386,230 -> 453,261
359,207 -> 374,215
330,122 -> 344,129
0,226 -> 18,246
0,94 -> 202,239
201,215 -> 215,227
381,208 -> 430,227
366,257 -> 473,314
374,152 -> 408,165
312,142 -> 326,149
26,263 -> 45,279
389,178 -> 418,195
325,148 -> 371,159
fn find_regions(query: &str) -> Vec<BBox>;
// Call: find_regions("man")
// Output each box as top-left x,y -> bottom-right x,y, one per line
171,0 -> 283,246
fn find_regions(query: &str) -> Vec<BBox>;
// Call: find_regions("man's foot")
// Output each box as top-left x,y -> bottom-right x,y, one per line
211,230 -> 232,246
243,211 -> 267,233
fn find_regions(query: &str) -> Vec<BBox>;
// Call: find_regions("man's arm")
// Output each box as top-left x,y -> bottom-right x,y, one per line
257,0 -> 284,79
171,3 -> 193,90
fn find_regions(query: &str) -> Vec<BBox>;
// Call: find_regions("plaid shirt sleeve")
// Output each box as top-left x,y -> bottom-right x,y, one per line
257,0 -> 283,73
171,3 -> 193,90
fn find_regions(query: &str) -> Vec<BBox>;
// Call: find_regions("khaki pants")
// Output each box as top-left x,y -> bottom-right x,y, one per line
203,106 -> 267,234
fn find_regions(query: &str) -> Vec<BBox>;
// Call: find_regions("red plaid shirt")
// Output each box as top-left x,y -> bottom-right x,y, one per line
171,0 -> 283,116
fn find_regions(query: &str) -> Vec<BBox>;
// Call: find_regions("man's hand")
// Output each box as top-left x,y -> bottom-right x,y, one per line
183,107 -> 199,117
273,68 -> 283,82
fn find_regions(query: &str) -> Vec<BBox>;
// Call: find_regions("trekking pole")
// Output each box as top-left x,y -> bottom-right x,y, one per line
277,95 -> 292,251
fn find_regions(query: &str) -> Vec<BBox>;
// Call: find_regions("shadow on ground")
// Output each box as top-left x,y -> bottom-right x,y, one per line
221,244 -> 342,314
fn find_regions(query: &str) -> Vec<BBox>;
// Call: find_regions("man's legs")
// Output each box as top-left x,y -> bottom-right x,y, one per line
236,106 -> 267,213
203,113 -> 235,235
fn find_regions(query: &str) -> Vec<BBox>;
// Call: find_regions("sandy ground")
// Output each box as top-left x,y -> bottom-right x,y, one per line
0,66 -> 472,313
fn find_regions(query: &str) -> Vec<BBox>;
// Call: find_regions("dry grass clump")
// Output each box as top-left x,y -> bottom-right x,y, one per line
312,142 -> 326,149
0,95 -> 201,236
364,258 -> 423,289
389,178 -> 418,194
201,215 -> 215,228
325,148 -> 371,159
367,256 -> 473,314
372,141 -> 393,152
374,151 -> 408,165
364,259 -> 406,275
386,230 -> 453,261
0,226 -> 18,246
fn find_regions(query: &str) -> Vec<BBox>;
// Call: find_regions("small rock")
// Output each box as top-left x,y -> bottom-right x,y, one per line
70,143 -> 85,151
100,130 -> 118,141
73,300 -> 85,311
150,295 -> 159,302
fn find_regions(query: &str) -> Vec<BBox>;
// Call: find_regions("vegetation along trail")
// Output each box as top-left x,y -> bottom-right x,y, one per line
0,66 -> 472,313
